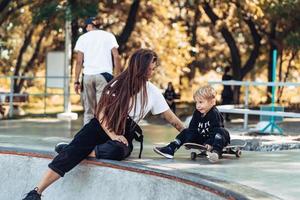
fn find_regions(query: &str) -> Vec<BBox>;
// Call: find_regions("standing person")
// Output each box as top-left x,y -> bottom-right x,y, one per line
74,17 -> 122,125
221,66 -> 234,121
154,85 -> 230,163
22,49 -> 185,200
164,82 -> 177,113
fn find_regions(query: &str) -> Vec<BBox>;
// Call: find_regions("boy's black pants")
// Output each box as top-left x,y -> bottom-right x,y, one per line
175,128 -> 230,153
48,118 -> 132,177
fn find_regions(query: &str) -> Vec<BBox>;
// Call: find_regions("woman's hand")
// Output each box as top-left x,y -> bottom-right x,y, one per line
98,112 -> 128,146
205,144 -> 212,151
112,135 -> 128,146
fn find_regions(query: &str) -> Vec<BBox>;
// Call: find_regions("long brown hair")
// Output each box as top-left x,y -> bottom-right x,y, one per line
96,49 -> 158,135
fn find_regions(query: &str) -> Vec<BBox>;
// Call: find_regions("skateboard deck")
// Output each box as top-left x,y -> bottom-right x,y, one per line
183,139 -> 247,160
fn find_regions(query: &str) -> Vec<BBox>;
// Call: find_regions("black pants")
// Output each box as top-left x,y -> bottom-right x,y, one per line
48,118 -> 131,177
175,128 -> 230,153
221,97 -> 233,121
167,101 -> 176,114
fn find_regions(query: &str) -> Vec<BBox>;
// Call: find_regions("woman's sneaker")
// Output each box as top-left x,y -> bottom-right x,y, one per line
22,188 -> 41,200
206,150 -> 220,163
54,142 -> 68,153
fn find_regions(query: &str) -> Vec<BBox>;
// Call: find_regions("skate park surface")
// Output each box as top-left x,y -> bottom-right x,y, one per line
0,117 -> 300,200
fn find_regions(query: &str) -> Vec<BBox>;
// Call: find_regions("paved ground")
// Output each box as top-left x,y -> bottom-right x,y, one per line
0,117 -> 300,199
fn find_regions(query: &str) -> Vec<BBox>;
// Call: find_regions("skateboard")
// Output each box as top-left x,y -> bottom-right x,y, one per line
183,139 -> 247,161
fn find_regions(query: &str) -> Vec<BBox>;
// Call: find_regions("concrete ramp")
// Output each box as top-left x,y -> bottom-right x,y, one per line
0,148 -> 279,200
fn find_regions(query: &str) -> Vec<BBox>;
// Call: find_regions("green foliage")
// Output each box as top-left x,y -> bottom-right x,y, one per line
285,29 -> 300,50
69,0 -> 99,19
263,0 -> 300,50
31,1 -> 59,24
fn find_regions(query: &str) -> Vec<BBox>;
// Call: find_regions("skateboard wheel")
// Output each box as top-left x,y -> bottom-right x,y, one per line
236,150 -> 242,157
191,152 -> 197,160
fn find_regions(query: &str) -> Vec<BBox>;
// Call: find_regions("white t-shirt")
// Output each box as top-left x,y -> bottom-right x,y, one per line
74,30 -> 119,75
128,82 -> 169,122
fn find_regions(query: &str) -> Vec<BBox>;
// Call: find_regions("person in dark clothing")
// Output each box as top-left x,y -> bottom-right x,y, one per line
154,85 -> 230,163
164,82 -> 177,113
221,66 -> 234,121
22,49 -> 186,200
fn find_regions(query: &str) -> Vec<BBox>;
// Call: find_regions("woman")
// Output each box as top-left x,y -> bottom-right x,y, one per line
23,49 -> 185,200
164,82 -> 177,114
221,66 -> 234,121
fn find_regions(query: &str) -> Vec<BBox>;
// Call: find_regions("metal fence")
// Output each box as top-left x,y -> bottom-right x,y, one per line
209,80 -> 300,130
0,75 -> 77,118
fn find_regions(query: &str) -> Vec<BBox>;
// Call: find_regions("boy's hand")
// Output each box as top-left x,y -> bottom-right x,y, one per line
205,144 -> 212,151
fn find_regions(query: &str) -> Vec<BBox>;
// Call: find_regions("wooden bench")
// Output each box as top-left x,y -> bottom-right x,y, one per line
0,92 -> 29,103
0,92 -> 29,118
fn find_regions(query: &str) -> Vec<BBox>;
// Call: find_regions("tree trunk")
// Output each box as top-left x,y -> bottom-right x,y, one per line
277,50 -> 296,103
0,0 -> 10,13
0,1 -> 28,25
266,22 -> 277,103
13,26 -> 35,93
241,18 -> 261,78
202,2 -> 262,104
70,18 -> 79,75
15,26 -> 47,93
186,0 -> 201,81
278,50 -> 283,83
117,0 -> 140,53
71,18 -> 79,52
189,0 -> 200,57
202,2 -> 242,102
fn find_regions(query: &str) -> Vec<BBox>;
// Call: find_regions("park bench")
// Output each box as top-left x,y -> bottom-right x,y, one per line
0,92 -> 29,118
0,92 -> 29,103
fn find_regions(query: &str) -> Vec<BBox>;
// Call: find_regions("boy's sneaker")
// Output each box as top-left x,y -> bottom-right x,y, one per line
54,142 -> 68,154
153,143 -> 176,159
22,188 -> 41,200
206,150 -> 220,163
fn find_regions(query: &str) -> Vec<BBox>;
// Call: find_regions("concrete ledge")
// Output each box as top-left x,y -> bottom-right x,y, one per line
231,135 -> 300,151
0,147 -> 280,200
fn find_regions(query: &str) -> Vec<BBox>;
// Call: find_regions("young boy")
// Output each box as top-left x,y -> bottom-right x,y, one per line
153,85 -> 230,163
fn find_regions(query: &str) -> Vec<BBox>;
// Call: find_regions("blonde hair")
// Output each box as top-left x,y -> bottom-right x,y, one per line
193,85 -> 216,100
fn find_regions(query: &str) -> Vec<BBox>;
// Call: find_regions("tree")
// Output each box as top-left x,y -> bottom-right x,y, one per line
236,0 -> 300,103
200,1 -> 262,102
116,0 -> 140,53
261,0 -> 300,103
1,0 -> 300,106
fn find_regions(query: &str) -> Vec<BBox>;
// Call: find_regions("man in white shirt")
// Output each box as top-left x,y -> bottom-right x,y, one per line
74,17 -> 122,125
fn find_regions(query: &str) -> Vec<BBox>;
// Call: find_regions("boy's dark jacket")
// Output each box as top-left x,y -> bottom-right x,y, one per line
188,106 -> 230,144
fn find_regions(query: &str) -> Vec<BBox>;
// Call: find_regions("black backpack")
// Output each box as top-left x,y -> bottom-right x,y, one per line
125,117 -> 144,158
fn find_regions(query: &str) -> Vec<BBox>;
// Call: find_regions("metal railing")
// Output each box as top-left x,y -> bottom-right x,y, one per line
209,80 -> 300,130
0,75 -> 76,118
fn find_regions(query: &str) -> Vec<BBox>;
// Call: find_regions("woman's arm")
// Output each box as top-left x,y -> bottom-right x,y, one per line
112,47 -> 123,76
98,112 -> 128,145
162,109 -> 186,132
